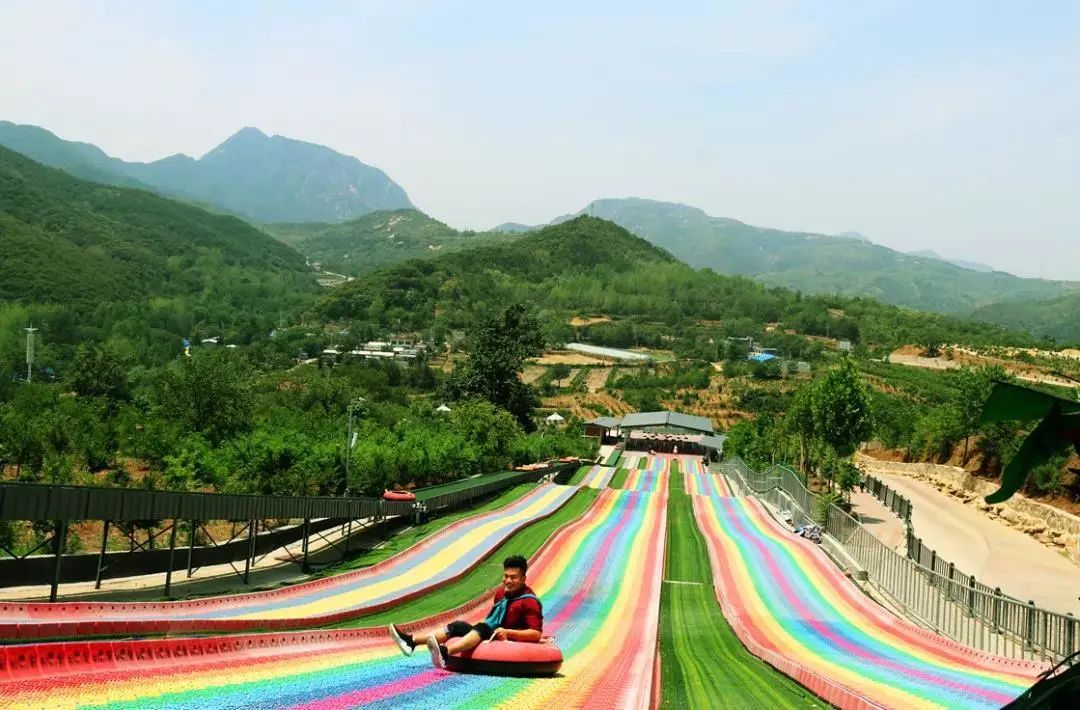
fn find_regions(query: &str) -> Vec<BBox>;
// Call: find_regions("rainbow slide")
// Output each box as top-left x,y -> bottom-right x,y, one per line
577,465 -> 616,489
0,483 -> 578,639
0,487 -> 668,709
621,456 -> 670,492
691,482 -> 1044,708
681,459 -> 732,497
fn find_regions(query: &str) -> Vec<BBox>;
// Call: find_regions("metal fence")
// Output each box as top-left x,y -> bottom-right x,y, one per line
0,482 -> 405,522
413,462 -> 578,514
863,474 -> 913,522
860,473 -> 1049,646
718,456 -> 1078,663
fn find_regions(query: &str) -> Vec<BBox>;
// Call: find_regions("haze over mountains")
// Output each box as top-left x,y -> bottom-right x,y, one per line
0,121 -> 411,223
2,119 -> 1078,344
0,145 -> 316,310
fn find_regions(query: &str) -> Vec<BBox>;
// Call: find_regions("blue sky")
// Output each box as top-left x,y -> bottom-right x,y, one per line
1,1 -> 1077,278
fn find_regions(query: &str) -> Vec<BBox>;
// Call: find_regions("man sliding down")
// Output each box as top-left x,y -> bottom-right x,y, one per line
389,555 -> 543,669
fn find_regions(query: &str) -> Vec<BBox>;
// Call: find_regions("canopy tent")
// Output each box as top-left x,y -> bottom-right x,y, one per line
546,412 -> 566,423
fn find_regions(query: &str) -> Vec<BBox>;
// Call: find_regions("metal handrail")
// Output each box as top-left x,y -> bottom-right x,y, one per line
718,456 -> 1077,663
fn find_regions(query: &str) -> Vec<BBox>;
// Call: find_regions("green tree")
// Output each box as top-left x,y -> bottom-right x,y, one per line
785,382 -> 817,474
65,343 -> 128,401
953,365 -> 1011,462
442,304 -> 544,429
812,358 -> 874,458
154,351 -> 254,445
835,460 -> 863,502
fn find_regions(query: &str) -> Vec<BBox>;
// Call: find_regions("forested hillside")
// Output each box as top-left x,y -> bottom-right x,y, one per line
319,215 -> 1042,354
268,209 -> 514,276
0,146 -> 319,381
972,293 -> 1080,345
569,198 -> 1077,315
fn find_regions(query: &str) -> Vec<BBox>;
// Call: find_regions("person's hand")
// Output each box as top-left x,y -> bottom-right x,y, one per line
490,627 -> 506,641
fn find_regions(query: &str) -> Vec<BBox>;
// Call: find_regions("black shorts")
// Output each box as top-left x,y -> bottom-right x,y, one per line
446,620 -> 494,641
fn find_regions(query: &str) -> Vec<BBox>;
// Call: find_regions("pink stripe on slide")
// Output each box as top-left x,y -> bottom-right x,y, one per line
287,669 -> 445,710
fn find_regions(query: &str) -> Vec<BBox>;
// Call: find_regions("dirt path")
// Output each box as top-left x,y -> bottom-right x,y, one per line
869,472 -> 1080,615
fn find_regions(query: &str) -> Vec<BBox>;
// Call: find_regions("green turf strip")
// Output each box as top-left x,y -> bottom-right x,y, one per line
659,473 -> 823,708
338,487 -> 599,626
608,467 -> 632,489
604,449 -> 621,466
568,465 -> 593,485
315,484 -> 538,576
637,457 -> 647,469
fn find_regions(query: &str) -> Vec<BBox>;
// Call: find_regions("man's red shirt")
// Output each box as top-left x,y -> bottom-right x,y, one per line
492,585 -> 543,633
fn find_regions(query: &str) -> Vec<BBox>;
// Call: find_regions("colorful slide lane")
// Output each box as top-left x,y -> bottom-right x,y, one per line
621,456 -> 670,492
577,465 -> 616,489
690,485 -> 1044,708
0,483 -> 578,638
682,460 -> 733,497
1,486 -> 669,709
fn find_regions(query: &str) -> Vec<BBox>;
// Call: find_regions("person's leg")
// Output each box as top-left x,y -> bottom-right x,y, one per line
413,627 -> 449,645
445,629 -> 483,655
446,622 -> 493,654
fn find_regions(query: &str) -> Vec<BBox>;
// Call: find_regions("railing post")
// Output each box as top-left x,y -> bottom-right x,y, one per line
94,520 -> 110,590
967,575 -> 976,616
1067,614 -> 1076,655
50,519 -> 67,603
1025,600 -> 1036,650
301,518 -> 311,574
187,519 -> 197,577
993,588 -> 1003,632
243,520 -> 255,584
947,562 -> 955,600
164,520 -> 179,597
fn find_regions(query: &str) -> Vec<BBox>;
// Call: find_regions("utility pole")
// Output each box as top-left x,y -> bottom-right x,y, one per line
24,325 -> 37,383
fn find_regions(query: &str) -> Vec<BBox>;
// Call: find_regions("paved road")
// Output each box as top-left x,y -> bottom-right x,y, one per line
847,490 -> 907,551
872,472 -> 1080,616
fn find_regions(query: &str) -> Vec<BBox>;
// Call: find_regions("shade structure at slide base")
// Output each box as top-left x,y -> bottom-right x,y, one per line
690,480 -> 1045,709
0,483 -> 577,640
0,482 -> 668,709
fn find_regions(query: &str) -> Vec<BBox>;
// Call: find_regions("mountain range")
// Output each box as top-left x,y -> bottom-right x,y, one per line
530,198 -> 1078,316
0,144 -> 315,310
0,121 -> 411,223
2,119 -> 1078,343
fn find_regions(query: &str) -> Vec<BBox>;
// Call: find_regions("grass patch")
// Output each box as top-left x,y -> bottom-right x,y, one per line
568,465 -> 593,485
609,467 -> 632,489
659,474 -> 822,708
339,487 -> 600,626
314,484 -> 538,577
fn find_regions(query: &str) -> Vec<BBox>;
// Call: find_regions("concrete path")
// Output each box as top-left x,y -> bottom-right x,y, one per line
873,472 -> 1080,616
847,490 -> 907,552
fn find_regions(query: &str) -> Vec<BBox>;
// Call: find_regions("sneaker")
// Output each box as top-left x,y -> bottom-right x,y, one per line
426,636 -> 448,669
389,624 -> 415,657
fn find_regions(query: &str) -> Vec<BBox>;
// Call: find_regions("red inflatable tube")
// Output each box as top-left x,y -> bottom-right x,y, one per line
444,639 -> 563,677
383,490 -> 416,502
